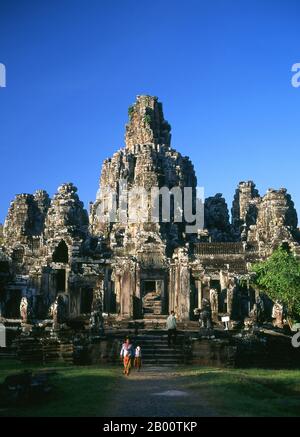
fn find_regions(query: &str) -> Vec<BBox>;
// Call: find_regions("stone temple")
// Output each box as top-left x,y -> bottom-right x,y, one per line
0,95 -> 300,366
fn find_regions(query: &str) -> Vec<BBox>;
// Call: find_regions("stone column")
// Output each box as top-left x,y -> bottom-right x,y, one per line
168,264 -> 176,313
120,270 -> 132,317
175,248 -> 190,321
210,289 -> 219,322
197,280 -> 202,309
227,287 -> 233,316
173,260 -> 180,316
179,264 -> 190,320
65,267 -> 70,294
156,279 -> 164,313
92,279 -> 104,312
115,275 -> 121,314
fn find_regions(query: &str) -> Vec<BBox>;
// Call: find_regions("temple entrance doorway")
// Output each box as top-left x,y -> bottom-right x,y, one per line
142,280 -> 162,317
80,288 -> 93,314
56,269 -> 66,294
144,280 -> 156,294
4,290 -> 22,319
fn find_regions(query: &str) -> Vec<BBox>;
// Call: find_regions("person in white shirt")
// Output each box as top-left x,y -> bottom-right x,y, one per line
166,311 -> 177,346
134,345 -> 142,371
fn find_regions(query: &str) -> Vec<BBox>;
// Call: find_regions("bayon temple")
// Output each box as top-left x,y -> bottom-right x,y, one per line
0,95 -> 300,358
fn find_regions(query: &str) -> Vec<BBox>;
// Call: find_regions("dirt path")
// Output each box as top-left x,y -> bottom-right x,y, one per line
103,367 -> 217,417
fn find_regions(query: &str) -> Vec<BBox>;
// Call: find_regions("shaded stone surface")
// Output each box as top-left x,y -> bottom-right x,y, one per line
205,194 -> 237,242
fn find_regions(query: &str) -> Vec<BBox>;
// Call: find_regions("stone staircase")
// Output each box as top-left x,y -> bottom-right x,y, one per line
143,292 -> 162,317
132,332 -> 190,367
0,346 -> 17,361
104,315 -> 200,334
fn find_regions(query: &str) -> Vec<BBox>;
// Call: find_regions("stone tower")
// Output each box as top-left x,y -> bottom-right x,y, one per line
247,188 -> 299,251
89,95 -> 198,319
3,191 -> 50,246
125,95 -> 171,152
90,95 -> 198,256
232,181 -> 260,236
44,183 -> 89,260
3,191 -> 50,271
232,182 -> 299,250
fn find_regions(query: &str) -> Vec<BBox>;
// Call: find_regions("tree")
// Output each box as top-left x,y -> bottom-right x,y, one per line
251,246 -> 300,319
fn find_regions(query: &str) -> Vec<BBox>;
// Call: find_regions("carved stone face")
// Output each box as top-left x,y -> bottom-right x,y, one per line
204,195 -> 230,231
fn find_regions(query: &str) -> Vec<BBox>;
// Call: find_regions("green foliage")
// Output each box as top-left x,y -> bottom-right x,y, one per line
251,246 -> 300,316
143,114 -> 152,126
182,367 -> 300,417
128,105 -> 134,118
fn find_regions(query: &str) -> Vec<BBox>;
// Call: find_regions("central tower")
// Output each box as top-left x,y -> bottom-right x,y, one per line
90,95 -> 197,254
89,95 -> 197,319
125,95 -> 171,152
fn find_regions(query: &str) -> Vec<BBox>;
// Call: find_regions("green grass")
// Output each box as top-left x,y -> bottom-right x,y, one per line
0,360 -> 120,417
1,361 -> 300,417
179,366 -> 300,416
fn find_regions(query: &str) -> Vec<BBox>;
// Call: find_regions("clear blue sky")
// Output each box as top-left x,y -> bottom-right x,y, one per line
1,0 -> 300,224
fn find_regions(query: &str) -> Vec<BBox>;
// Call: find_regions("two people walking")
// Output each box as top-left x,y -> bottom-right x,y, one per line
120,338 -> 142,376
120,311 -> 177,375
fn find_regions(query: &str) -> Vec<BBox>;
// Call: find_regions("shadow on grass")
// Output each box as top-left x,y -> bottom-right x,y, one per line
0,361 -> 120,417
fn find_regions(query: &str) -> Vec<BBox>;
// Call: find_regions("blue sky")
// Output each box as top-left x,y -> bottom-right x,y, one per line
0,0 -> 300,224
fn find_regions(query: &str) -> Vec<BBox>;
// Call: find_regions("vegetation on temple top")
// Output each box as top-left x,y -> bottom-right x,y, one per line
251,246 -> 300,319
143,114 -> 152,126
128,105 -> 134,118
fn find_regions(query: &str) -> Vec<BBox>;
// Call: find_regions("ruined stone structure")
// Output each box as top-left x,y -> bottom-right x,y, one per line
0,95 -> 299,332
232,182 -> 300,256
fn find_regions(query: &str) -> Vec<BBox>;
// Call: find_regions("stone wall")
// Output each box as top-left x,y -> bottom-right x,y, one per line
191,338 -> 237,367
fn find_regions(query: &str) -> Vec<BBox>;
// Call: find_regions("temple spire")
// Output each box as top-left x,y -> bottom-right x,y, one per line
125,95 -> 171,151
